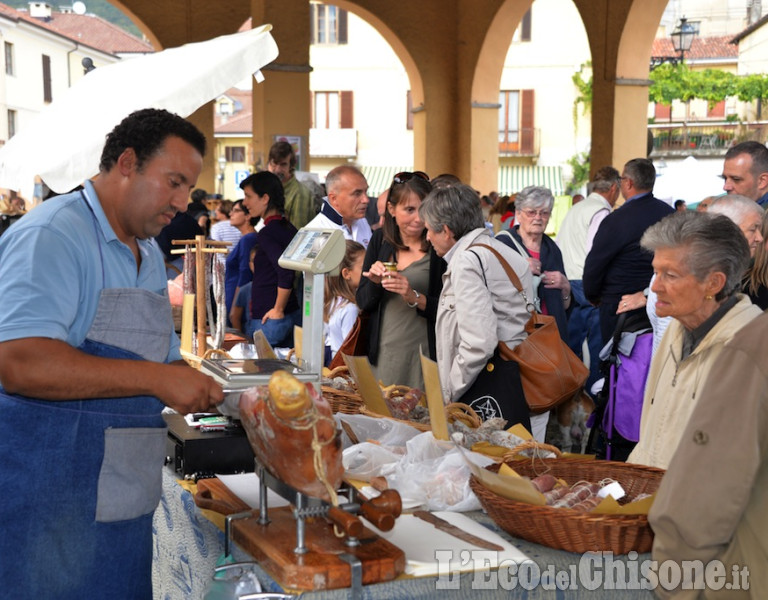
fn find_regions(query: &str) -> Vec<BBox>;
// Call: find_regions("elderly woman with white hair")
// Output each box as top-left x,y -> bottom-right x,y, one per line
496,185 -> 571,340
628,211 -> 762,469
708,194 -> 764,257
419,184 -> 549,439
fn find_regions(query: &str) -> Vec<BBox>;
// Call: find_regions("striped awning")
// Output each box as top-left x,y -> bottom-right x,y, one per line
497,165 -> 564,196
360,165 -> 410,197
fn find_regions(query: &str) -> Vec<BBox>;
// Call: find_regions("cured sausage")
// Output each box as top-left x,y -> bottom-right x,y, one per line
239,371 -> 344,502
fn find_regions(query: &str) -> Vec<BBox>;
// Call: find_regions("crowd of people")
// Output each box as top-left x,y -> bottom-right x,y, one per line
3,106 -> 768,596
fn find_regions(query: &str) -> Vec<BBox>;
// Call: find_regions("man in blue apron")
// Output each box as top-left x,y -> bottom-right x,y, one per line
0,108 -> 224,598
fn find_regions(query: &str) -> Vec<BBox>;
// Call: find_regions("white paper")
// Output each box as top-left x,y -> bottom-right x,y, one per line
359,486 -> 423,511
364,512 -> 531,577
598,481 -> 626,501
215,472 -> 291,508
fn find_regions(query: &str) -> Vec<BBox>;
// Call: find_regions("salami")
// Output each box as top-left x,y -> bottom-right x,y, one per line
552,482 -> 600,509
530,474 -> 557,494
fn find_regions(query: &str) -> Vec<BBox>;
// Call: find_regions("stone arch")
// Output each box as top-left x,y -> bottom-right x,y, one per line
470,0 -> 534,193
328,1 -> 426,168
611,0 -> 669,167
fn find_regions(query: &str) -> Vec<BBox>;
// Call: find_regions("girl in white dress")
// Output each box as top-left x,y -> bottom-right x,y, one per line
324,241 -> 365,361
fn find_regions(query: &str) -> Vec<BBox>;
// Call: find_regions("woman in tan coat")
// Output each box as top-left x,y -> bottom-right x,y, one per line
628,211 -> 761,469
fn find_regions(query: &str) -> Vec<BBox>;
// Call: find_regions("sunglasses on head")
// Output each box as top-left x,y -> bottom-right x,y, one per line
392,171 -> 430,185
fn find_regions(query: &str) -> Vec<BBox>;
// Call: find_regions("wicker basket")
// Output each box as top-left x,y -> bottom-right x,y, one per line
320,366 -> 366,414
469,459 -> 665,554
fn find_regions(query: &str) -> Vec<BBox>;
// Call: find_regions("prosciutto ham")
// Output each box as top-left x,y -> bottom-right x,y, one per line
239,371 -> 344,502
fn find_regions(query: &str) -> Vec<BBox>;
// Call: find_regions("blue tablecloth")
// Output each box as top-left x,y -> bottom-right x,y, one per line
152,468 -> 656,599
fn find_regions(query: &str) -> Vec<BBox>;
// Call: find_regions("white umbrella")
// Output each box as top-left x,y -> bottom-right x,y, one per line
0,25 -> 278,200
653,156 -> 725,205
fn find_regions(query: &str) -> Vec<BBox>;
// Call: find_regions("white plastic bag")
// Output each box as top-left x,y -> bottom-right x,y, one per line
336,413 -> 422,450
342,430 -> 495,512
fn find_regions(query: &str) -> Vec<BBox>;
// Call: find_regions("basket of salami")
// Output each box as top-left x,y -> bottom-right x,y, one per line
321,366 -> 366,414
469,459 -> 665,554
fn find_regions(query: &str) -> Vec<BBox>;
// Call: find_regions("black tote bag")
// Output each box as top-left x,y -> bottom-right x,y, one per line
457,348 -> 531,431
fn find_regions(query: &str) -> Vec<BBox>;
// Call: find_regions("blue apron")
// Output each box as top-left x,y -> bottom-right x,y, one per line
0,197 -> 173,599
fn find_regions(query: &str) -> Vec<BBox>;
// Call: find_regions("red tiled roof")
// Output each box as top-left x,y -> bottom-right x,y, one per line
0,2 -> 153,55
215,88 -> 253,134
652,35 -> 737,61
40,12 -> 153,54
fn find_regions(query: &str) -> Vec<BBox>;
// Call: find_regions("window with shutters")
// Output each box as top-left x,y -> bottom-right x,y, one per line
707,100 -> 725,119
225,146 -> 246,163
654,103 -> 672,121
42,55 -> 52,103
4,42 -> 13,76
8,110 -> 17,139
499,89 -> 535,154
310,3 -> 348,45
512,8 -> 532,43
313,91 -> 353,128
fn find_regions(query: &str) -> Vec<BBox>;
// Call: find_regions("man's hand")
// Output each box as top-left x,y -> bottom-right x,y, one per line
0,338 -> 223,414
157,363 -> 224,414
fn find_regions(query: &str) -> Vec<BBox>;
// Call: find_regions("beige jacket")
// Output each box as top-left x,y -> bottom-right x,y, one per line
435,228 -> 534,401
628,295 -> 760,469
649,310 -> 768,599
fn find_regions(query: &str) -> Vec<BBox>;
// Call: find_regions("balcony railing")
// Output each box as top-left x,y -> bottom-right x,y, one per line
649,122 -> 768,157
499,128 -> 540,157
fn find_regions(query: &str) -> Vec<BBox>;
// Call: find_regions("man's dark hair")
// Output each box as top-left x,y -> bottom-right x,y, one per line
431,173 -> 462,189
99,108 -> 206,172
190,189 -> 208,203
725,141 -> 768,177
623,158 -> 656,192
240,171 -> 285,214
268,140 -> 296,169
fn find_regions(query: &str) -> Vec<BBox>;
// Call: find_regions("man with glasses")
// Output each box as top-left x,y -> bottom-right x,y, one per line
583,158 -> 673,344
556,166 -> 621,392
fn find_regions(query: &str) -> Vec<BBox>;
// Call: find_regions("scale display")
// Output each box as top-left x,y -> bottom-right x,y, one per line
279,228 -> 346,274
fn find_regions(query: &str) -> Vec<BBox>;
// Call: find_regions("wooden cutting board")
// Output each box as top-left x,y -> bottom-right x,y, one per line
195,478 -> 406,591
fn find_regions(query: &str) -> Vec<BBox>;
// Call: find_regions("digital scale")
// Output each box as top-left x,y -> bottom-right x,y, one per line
199,227 -> 347,394
176,228 -> 347,478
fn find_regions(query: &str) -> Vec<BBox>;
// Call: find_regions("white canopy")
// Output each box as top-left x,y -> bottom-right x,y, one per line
653,156 -> 725,205
0,25 -> 278,200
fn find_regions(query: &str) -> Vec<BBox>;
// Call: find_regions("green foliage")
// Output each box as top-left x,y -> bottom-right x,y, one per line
572,62 -> 593,116
7,0 -> 142,38
646,63 -> 768,109
565,151 -> 591,195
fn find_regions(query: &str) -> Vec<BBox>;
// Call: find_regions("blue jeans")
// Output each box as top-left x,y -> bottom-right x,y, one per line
245,308 -> 302,348
566,280 -> 603,394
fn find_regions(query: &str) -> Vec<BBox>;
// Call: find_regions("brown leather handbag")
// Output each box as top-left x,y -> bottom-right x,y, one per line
470,243 -> 589,414
329,311 -> 369,370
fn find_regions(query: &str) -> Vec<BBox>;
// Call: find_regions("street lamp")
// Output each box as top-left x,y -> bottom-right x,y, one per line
650,17 -> 696,71
217,155 -> 227,196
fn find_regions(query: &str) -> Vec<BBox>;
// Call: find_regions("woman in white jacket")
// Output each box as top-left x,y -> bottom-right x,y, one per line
418,184 -> 551,440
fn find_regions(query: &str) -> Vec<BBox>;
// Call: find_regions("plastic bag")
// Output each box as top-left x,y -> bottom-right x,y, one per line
343,442 -> 402,481
335,413 -> 421,450
342,430 -> 495,512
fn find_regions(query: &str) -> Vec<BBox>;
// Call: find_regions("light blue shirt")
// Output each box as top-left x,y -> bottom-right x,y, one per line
0,180 -> 180,361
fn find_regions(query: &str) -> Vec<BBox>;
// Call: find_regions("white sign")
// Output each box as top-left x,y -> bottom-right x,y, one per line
234,169 -> 250,199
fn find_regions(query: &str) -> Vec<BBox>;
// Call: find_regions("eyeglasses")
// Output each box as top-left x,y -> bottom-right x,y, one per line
392,171 -> 430,185
520,208 -> 551,219
231,207 -> 245,213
